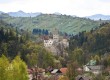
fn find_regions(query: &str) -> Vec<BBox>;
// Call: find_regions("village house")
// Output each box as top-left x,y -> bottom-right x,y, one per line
83,60 -> 103,75
51,69 -> 62,74
83,65 -> 103,75
76,75 -> 91,80
60,68 -> 67,75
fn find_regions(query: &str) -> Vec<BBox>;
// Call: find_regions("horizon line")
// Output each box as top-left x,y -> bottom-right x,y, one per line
0,10 -> 110,17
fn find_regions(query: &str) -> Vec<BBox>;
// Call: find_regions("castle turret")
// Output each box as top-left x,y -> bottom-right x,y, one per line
52,28 -> 59,42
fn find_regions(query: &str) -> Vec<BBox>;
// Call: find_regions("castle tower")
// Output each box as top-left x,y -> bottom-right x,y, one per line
52,28 -> 59,42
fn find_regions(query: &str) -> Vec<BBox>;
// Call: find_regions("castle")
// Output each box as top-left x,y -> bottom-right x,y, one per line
44,28 -> 59,47
43,28 -> 69,56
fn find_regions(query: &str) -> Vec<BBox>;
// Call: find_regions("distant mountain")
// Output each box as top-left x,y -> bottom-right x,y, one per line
53,12 -> 62,15
7,10 -> 41,17
0,11 -> 4,14
86,14 -> 110,20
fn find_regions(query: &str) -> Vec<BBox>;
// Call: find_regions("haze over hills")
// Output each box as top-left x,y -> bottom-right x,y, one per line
1,11 -> 110,20
0,11 -> 4,14
0,11 -> 109,34
86,14 -> 110,20
8,11 -> 42,17
1,11 -> 42,17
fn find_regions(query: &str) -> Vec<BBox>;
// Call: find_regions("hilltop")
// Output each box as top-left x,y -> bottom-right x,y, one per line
86,14 -> 110,20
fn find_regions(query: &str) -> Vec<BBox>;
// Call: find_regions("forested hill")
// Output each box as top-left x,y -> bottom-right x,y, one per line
0,13 -> 102,34
0,20 -> 28,58
69,22 -> 110,54
0,20 -> 56,68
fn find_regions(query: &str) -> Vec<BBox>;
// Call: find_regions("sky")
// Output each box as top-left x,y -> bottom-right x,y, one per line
0,0 -> 110,17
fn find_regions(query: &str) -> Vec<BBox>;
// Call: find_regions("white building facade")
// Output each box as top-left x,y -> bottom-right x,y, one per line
44,39 -> 54,47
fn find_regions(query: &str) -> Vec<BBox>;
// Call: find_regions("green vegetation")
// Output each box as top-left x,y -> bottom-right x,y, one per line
0,55 -> 28,80
69,22 -> 110,54
26,44 -> 55,68
66,23 -> 110,79
0,13 -> 102,34
0,20 -> 56,68
0,13 -> 110,80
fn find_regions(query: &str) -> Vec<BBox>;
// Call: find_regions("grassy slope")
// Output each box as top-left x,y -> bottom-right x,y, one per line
1,14 -> 101,34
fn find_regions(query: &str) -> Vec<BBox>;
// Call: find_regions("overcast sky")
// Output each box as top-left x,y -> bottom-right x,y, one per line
0,0 -> 110,17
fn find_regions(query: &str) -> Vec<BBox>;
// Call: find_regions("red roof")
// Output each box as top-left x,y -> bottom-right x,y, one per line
77,68 -> 83,71
60,68 -> 67,74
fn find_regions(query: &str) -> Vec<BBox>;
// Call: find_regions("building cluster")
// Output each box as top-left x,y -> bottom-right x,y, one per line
43,28 -> 69,56
28,59 -> 110,80
28,67 -> 68,80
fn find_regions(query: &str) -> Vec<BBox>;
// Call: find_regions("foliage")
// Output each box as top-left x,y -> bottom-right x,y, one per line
93,74 -> 106,80
67,61 -> 79,80
32,28 -> 49,35
0,55 -> 28,80
25,43 -> 55,68
0,55 -> 9,80
68,22 -> 110,67
70,48 -> 85,65
37,48 -> 55,68
0,20 -> 56,69
58,75 -> 69,80
12,56 -> 28,80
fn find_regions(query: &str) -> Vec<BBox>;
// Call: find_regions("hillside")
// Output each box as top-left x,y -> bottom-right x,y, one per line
69,22 -> 110,54
0,20 -> 57,69
0,13 -> 102,34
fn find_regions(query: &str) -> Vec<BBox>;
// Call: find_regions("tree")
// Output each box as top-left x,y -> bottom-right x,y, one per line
37,49 -> 55,68
0,43 -> 8,56
0,55 -> 9,80
67,61 -> 79,80
12,56 -> 28,80
0,55 -> 28,80
71,48 -> 84,65
106,55 -> 110,66
94,55 -> 100,65
26,53 -> 37,67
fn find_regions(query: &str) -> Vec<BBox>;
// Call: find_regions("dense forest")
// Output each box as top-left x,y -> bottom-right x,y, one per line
1,19 -> 110,80
0,20 -> 56,68
68,22 -> 110,67
69,22 -> 110,54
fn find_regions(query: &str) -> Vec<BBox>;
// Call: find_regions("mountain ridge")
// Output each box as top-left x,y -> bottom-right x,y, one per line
0,11 -> 110,20
86,14 -> 110,20
5,10 -> 42,17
